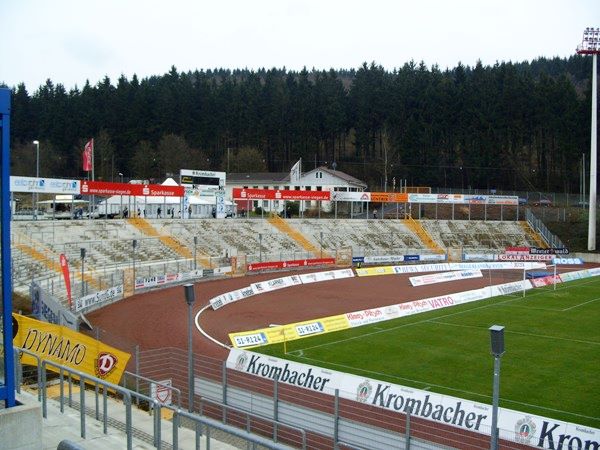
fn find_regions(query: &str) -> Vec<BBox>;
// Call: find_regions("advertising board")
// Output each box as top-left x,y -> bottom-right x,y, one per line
10,176 -> 80,194
81,180 -> 184,197
232,187 -> 330,201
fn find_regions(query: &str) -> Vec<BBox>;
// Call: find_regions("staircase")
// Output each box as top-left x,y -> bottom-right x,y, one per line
404,216 -> 445,254
127,217 -> 212,268
13,236 -> 101,292
519,221 -> 548,248
268,215 -> 322,257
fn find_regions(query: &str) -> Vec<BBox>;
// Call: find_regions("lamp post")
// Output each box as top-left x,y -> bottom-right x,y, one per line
489,325 -> 505,450
132,239 -> 137,284
80,248 -> 86,298
193,236 -> 197,270
118,172 -> 124,218
33,140 -> 40,219
184,283 -> 196,412
576,27 -> 599,250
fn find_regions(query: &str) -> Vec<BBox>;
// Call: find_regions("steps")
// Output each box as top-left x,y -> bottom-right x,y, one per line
404,216 -> 445,253
127,217 -> 212,268
519,221 -> 548,248
267,215 -> 322,257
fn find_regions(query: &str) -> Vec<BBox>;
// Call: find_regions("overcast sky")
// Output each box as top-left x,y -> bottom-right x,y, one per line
1,0 -> 598,92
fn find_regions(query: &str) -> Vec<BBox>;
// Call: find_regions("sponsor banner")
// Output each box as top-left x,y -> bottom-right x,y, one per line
247,257 -> 335,272
299,268 -> 354,284
10,176 -> 80,194
369,192 -> 408,203
74,285 -> 124,312
251,275 -> 302,294
150,379 -> 173,406
213,265 -> 232,275
410,270 -> 483,287
30,282 -> 78,330
408,193 -> 438,203
404,255 -> 420,261
13,313 -> 131,384
530,275 -> 562,288
464,253 -> 495,261
419,253 -> 446,262
135,269 -> 204,290
232,187 -> 330,201
552,257 -> 583,265
487,195 -> 519,205
227,349 -> 600,447
490,280 -> 532,297
362,255 -> 405,264
530,247 -> 569,255
355,266 -> 396,277
331,191 -> 371,202
81,180 -> 184,197
437,193 -> 466,204
498,254 -> 554,261
505,246 -> 530,255
210,285 -> 256,310
352,256 -> 365,263
465,195 -> 487,204
229,314 -> 350,348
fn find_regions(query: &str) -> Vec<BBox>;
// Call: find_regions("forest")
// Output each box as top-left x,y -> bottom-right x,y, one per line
4,56 -> 597,193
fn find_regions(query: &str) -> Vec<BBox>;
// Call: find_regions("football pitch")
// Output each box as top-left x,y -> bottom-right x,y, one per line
257,276 -> 600,429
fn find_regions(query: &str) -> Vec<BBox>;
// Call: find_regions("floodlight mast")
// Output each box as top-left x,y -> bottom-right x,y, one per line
577,27 -> 599,251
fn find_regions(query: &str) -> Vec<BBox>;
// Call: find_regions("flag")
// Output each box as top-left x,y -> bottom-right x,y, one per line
59,253 -> 72,308
290,159 -> 301,183
83,138 -> 94,172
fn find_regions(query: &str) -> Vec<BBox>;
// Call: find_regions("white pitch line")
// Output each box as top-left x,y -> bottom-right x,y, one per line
561,296 -> 600,311
429,320 -> 600,346
291,354 -> 600,422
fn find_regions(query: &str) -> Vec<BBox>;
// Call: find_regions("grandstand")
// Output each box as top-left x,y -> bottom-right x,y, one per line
10,217 -> 549,304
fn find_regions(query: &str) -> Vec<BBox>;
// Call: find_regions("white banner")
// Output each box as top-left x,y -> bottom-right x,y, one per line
227,350 -> 599,448
498,254 -> 554,261
362,255 -> 405,264
464,253 -> 496,261
331,191 -> 371,202
74,285 -> 124,312
299,268 -> 354,284
10,176 -> 80,194
410,270 -> 483,287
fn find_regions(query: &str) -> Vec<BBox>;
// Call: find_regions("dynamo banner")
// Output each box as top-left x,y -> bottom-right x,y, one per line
227,349 -> 599,448
12,313 -> 130,384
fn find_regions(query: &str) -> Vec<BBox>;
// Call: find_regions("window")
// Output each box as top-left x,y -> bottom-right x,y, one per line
316,186 -> 322,191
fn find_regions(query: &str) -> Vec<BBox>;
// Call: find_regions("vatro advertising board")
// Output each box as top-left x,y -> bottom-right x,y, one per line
232,187 -> 330,201
227,349 -> 599,448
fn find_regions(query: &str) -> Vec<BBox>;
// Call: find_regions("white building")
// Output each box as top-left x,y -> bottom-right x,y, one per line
225,166 -> 367,215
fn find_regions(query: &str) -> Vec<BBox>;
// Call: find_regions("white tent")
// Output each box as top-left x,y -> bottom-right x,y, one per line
94,178 -> 235,218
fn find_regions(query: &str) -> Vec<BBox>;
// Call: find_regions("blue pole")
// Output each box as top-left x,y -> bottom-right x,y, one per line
0,88 -> 16,407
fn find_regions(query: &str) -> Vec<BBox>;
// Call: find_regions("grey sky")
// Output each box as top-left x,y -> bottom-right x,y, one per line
1,0 -> 598,92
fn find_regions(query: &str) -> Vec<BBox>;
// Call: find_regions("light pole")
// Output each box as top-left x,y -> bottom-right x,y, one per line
489,325 -> 505,450
118,172 -> 124,218
577,27 -> 599,250
33,140 -> 40,219
184,283 -> 196,412
132,239 -> 137,285
193,236 -> 197,270
80,248 -> 86,298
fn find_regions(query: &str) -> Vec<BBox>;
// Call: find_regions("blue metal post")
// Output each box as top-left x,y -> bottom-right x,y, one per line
0,88 -> 16,407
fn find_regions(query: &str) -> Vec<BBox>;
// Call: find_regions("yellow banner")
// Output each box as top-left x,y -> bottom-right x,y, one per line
355,266 -> 396,277
229,314 -> 350,348
12,313 -> 131,384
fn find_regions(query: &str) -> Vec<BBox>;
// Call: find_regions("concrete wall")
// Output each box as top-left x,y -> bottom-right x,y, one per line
0,398 -> 42,449
573,252 -> 600,263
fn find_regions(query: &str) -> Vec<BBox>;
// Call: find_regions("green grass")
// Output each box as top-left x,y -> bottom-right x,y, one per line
257,277 -> 600,428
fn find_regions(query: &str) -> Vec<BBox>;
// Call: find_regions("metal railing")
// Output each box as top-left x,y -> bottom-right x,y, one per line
11,346 -> 301,450
525,209 -> 565,248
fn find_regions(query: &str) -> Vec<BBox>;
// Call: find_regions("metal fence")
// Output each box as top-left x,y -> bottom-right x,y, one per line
135,347 -> 535,450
